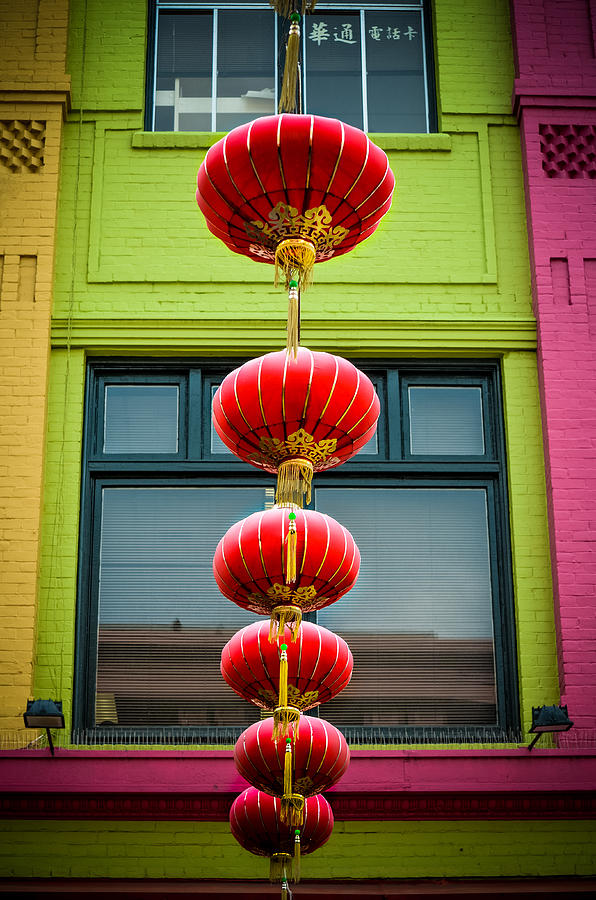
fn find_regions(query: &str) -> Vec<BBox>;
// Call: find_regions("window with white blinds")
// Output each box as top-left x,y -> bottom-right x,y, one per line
75,360 -> 518,742
148,1 -> 437,134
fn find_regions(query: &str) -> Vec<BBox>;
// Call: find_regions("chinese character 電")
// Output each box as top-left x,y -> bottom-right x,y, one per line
368,25 -> 382,41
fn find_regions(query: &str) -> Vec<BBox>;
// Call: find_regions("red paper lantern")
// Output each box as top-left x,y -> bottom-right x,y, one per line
214,505 -> 360,636
230,787 -> 333,858
234,714 -> 349,800
213,347 -> 379,505
196,114 -> 394,288
230,787 -> 333,883
221,620 -> 353,711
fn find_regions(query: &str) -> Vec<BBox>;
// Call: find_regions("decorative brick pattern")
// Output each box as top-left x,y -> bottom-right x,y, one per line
540,124 -> 596,178
0,120 -> 46,172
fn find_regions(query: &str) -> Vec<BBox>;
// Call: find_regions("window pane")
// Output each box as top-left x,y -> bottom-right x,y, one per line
316,488 -> 497,728
95,487 -> 266,728
305,11 -> 363,130
409,386 -> 485,455
103,385 -> 179,454
365,10 -> 427,132
210,385 -> 232,455
215,9 -> 275,131
156,12 -> 213,132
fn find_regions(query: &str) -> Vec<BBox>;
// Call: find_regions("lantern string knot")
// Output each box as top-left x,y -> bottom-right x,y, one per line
269,604 -> 302,643
274,704 -> 301,740
276,457 -> 314,507
275,238 -> 316,291
268,2 -> 317,17
281,792 -> 305,827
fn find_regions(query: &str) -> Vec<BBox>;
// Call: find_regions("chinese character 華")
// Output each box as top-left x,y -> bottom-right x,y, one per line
308,21 -> 329,45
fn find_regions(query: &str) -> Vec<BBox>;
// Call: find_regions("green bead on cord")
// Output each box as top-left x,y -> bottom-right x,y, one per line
288,512 -> 296,520
290,12 -> 301,24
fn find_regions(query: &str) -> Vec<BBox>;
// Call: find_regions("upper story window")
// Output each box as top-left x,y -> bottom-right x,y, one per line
147,1 -> 436,133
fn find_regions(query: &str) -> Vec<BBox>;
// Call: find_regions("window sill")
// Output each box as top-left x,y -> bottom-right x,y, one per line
131,131 -> 452,152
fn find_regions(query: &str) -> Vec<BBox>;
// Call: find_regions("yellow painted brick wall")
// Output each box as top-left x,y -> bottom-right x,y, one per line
0,0 -> 70,731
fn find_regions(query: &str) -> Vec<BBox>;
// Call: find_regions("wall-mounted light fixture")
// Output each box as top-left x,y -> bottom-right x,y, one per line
23,699 -> 65,756
528,704 -> 573,751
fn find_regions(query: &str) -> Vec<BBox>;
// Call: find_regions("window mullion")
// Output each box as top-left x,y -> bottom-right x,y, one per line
360,9 -> 368,132
211,8 -> 218,132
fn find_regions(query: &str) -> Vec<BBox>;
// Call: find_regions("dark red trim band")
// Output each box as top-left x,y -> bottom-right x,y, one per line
1,790 -> 595,821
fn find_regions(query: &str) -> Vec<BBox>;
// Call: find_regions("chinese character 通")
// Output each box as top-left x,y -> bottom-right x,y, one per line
368,25 -> 382,41
308,21 -> 330,45
334,23 -> 357,44
386,26 -> 401,40
404,25 -> 418,40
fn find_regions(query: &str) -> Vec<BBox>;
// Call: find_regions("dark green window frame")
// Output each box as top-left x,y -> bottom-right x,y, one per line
74,358 -> 519,744
144,1 -> 438,134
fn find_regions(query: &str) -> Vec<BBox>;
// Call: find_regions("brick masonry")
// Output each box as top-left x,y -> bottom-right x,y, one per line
512,0 -> 596,735
0,0 -> 70,731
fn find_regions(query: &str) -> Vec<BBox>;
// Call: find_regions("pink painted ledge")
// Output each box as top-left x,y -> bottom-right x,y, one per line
1,749 -> 595,821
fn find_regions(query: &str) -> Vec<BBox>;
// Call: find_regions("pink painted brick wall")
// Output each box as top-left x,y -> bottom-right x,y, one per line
511,0 -> 596,734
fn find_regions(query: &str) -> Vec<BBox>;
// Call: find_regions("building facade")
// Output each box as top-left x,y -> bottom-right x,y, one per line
1,0 -> 596,894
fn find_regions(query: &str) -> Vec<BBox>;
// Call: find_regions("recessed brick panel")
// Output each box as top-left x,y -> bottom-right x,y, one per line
540,124 -> 596,178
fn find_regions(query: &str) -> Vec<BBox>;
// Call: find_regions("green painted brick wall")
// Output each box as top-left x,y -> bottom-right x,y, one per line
2,820 -> 596,879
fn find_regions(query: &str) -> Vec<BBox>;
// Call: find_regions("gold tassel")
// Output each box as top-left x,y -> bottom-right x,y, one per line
275,239 -> 316,291
281,793 -> 305,827
283,736 -> 292,796
270,852 -> 292,884
273,705 -> 301,740
293,830 -> 301,884
276,458 -> 314,507
286,281 -> 299,359
281,878 -> 290,900
269,604 -> 302,643
279,14 -> 301,114
284,513 -> 297,584
279,643 -> 289,707
268,2 -> 317,16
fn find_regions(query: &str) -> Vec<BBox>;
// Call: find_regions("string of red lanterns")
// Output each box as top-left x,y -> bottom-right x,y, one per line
198,111 -> 393,894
